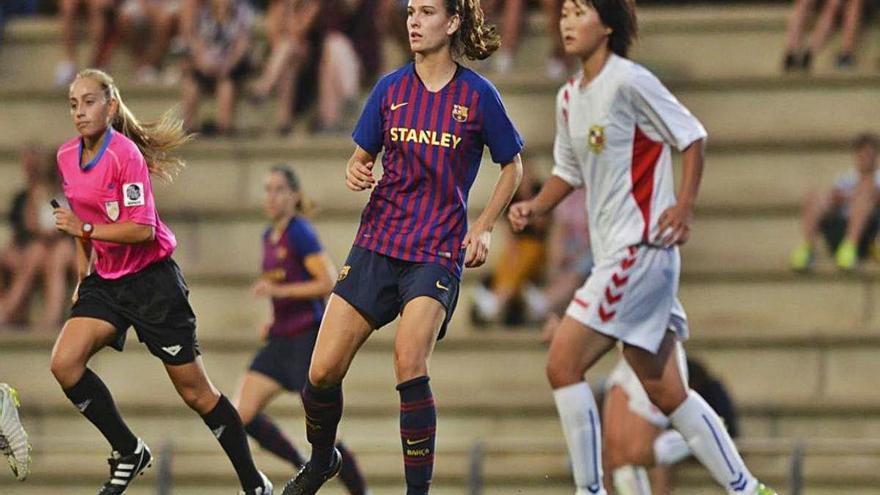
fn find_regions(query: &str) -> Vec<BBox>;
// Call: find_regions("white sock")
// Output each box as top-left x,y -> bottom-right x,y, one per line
612,465 -> 652,495
553,382 -> 606,495
653,430 -> 691,465
669,391 -> 757,494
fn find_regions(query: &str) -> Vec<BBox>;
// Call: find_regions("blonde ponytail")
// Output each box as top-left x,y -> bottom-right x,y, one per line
75,69 -> 194,182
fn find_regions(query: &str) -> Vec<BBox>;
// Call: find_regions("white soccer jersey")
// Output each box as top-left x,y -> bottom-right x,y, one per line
553,54 -> 707,263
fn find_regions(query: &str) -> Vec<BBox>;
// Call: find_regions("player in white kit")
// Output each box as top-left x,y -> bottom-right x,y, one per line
508,1 -> 776,494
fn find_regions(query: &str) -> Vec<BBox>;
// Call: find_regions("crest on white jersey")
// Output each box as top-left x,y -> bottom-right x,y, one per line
105,200 -> 120,221
588,125 -> 606,154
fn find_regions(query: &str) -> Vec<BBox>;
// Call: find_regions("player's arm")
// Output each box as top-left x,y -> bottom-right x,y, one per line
463,154 -> 523,268
508,176 -> 574,232
253,252 -> 336,300
346,146 -> 377,191
656,138 -> 704,246
53,206 -> 155,244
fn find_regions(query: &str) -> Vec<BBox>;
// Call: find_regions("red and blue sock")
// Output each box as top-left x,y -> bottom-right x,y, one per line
397,376 -> 435,495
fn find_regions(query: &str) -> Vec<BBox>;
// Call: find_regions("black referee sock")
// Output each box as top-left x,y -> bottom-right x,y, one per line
201,395 -> 263,490
63,368 -> 139,455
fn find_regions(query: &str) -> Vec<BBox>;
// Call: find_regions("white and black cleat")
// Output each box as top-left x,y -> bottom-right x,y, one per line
0,384 -> 31,481
240,471 -> 274,494
97,438 -> 152,494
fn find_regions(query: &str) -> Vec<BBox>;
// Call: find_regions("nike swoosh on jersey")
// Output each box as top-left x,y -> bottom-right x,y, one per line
406,437 -> 431,446
391,102 -> 409,111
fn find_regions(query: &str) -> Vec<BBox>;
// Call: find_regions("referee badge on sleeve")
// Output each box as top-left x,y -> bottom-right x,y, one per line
105,201 -> 120,221
123,183 -> 145,207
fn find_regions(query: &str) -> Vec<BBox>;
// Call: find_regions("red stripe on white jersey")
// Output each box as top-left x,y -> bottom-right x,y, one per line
631,127 -> 663,242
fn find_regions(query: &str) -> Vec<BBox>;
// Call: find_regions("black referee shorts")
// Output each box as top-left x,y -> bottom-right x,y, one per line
71,258 -> 201,365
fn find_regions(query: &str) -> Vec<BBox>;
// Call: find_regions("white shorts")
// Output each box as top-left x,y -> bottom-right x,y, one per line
605,342 -> 689,428
565,245 -> 688,353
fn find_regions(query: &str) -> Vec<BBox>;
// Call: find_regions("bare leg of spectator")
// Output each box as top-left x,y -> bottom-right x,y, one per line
251,39 -> 296,97
784,0 -> 817,56
145,6 -> 178,74
318,32 -> 361,132
216,78 -> 236,135
276,62 -> 297,135
181,74 -> 201,132
88,0 -> 114,68
800,188 -> 831,246
493,0 -> 524,73
843,179 -> 877,247
0,242 -> 48,325
57,0 -> 80,86
540,0 -> 567,79
837,0 -> 863,67
806,0 -> 844,66
40,240 -> 75,328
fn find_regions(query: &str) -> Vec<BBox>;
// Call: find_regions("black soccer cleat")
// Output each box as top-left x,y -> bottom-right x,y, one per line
97,438 -> 152,494
281,448 -> 342,495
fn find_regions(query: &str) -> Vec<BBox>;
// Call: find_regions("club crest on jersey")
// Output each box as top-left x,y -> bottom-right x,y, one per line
104,200 -> 119,221
338,265 -> 351,282
452,104 -> 469,122
588,125 -> 606,154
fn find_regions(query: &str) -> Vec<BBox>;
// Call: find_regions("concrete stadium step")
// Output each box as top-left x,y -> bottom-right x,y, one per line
3,437 -> 880,492
4,329 -> 880,415
0,139 -> 856,218
1,75 -> 878,147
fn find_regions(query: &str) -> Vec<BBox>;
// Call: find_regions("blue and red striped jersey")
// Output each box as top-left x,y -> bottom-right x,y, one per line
352,62 -> 524,278
261,216 -> 325,338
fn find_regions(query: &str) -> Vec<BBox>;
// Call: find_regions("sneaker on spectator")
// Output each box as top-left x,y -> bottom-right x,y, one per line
789,242 -> 814,272
835,52 -> 855,70
835,240 -> 857,271
55,60 -> 77,86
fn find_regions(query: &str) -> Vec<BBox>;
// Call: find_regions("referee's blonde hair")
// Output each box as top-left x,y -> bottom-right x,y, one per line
74,69 -> 194,182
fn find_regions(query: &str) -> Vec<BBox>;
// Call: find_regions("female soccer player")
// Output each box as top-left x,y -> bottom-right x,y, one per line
281,1 -> 524,493
49,69 -> 272,495
234,165 -> 368,495
508,1 -> 776,494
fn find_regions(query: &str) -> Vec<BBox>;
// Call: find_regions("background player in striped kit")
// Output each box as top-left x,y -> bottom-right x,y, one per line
49,69 -> 271,495
281,1 -> 524,494
234,165 -> 368,495
508,1 -> 776,494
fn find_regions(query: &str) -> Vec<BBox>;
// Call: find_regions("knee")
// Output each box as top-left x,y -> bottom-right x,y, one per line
178,385 -> 220,414
308,362 -> 343,389
50,351 -> 85,388
393,348 -> 428,383
546,358 -> 582,389
641,381 -> 686,415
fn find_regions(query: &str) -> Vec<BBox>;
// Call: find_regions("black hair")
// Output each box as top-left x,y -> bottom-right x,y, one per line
574,0 -> 638,58
270,164 -> 314,215
854,132 -> 879,150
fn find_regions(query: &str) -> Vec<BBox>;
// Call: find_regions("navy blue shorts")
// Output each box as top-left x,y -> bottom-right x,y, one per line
248,328 -> 318,392
333,246 -> 460,340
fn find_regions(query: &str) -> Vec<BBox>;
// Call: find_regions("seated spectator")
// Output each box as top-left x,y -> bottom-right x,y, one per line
248,0 -> 321,135
472,156 -> 550,326
782,0 -> 866,71
790,132 -> 880,271
56,0 -> 119,86
181,0 -> 253,136
118,0 -> 183,84
0,144 -> 75,328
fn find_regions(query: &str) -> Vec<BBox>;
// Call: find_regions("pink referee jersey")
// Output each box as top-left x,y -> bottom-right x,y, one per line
57,128 -> 176,279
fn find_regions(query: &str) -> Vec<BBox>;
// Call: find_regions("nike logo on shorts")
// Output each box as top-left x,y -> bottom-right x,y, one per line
435,281 -> 449,291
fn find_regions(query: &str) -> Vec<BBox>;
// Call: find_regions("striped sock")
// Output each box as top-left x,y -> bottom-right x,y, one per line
301,381 -> 343,470
336,441 -> 368,495
397,376 -> 435,495
244,413 -> 306,468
